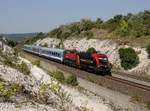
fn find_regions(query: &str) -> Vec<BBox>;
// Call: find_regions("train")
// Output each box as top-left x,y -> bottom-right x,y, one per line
23,45 -> 112,75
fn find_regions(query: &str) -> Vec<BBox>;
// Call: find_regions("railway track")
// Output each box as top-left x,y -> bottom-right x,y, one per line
21,51 -> 150,102
105,76 -> 150,91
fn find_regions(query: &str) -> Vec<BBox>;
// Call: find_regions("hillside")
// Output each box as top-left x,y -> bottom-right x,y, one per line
0,39 -> 119,111
26,10 -> 150,79
46,10 -> 150,47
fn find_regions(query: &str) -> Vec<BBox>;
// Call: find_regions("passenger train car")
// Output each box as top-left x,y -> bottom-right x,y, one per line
23,44 -> 112,75
23,45 -> 65,62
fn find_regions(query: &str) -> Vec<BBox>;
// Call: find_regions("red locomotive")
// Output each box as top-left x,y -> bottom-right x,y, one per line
63,50 -> 112,75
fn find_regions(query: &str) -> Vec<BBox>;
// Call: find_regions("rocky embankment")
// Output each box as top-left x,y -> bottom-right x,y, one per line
36,37 -> 150,76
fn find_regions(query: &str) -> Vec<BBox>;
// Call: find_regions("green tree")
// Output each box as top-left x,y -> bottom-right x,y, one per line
70,24 -> 81,34
143,10 -> 150,35
119,48 -> 139,70
86,47 -> 97,54
103,14 -> 123,32
84,31 -> 94,39
95,18 -> 103,28
37,32 -> 45,38
117,20 -> 129,36
81,19 -> 94,31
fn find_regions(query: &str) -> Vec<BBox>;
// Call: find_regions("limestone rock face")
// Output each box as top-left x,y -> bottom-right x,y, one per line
35,37 -> 150,76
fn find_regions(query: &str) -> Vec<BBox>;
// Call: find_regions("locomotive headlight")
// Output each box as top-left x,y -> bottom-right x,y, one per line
99,58 -> 107,60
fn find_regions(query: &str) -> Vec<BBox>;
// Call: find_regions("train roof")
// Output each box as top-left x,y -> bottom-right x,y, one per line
24,44 -> 65,53
41,47 -> 65,53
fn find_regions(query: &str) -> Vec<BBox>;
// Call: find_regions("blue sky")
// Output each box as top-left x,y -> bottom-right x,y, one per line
0,0 -> 150,33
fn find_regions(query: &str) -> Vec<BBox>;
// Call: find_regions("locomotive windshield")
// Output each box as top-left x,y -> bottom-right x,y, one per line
99,57 -> 108,65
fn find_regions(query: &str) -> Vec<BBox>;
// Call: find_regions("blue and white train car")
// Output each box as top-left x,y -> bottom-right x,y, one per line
39,47 -> 65,62
23,45 -> 40,55
23,45 -> 65,62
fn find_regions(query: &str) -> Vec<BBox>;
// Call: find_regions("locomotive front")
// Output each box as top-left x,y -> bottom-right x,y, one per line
91,53 -> 112,75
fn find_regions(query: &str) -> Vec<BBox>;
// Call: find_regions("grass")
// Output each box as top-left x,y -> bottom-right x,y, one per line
65,74 -> 78,86
50,70 -> 78,86
51,71 -> 65,83
17,62 -> 30,75
80,106 -> 93,111
87,76 -> 95,83
32,60 -> 40,67
0,82 -> 23,101
94,31 -> 150,47
130,94 -> 143,103
147,101 -> 150,110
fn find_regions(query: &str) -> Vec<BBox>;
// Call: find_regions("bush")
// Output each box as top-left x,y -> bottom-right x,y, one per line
52,71 -> 65,83
147,101 -> 150,110
66,74 -> 78,86
4,58 -> 13,66
146,43 -> 150,59
17,62 -> 30,75
32,60 -> 40,67
43,43 -> 48,47
84,31 -> 94,39
86,47 -> 97,54
81,19 -> 95,31
7,40 -> 18,47
116,19 -> 129,36
13,47 -> 20,56
119,48 -> 139,70
0,82 -> 23,101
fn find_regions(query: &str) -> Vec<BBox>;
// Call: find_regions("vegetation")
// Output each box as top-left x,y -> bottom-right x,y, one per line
24,32 -> 45,44
45,10 -> 150,47
4,57 -> 14,66
32,60 -> 41,67
13,47 -> 20,56
43,43 -> 48,47
86,47 -> 97,54
51,71 -> 65,83
50,70 -> 78,86
65,74 -> 78,86
0,48 -> 30,75
147,101 -> 150,110
119,48 -> 139,70
84,31 -> 94,39
39,83 -> 48,96
17,62 -> 30,75
146,43 -> 150,59
0,82 -> 23,101
6,39 -> 18,47
80,106 -> 93,111
131,94 -> 142,103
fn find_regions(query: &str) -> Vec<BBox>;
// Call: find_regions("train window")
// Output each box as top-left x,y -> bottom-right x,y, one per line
58,54 -> 60,57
